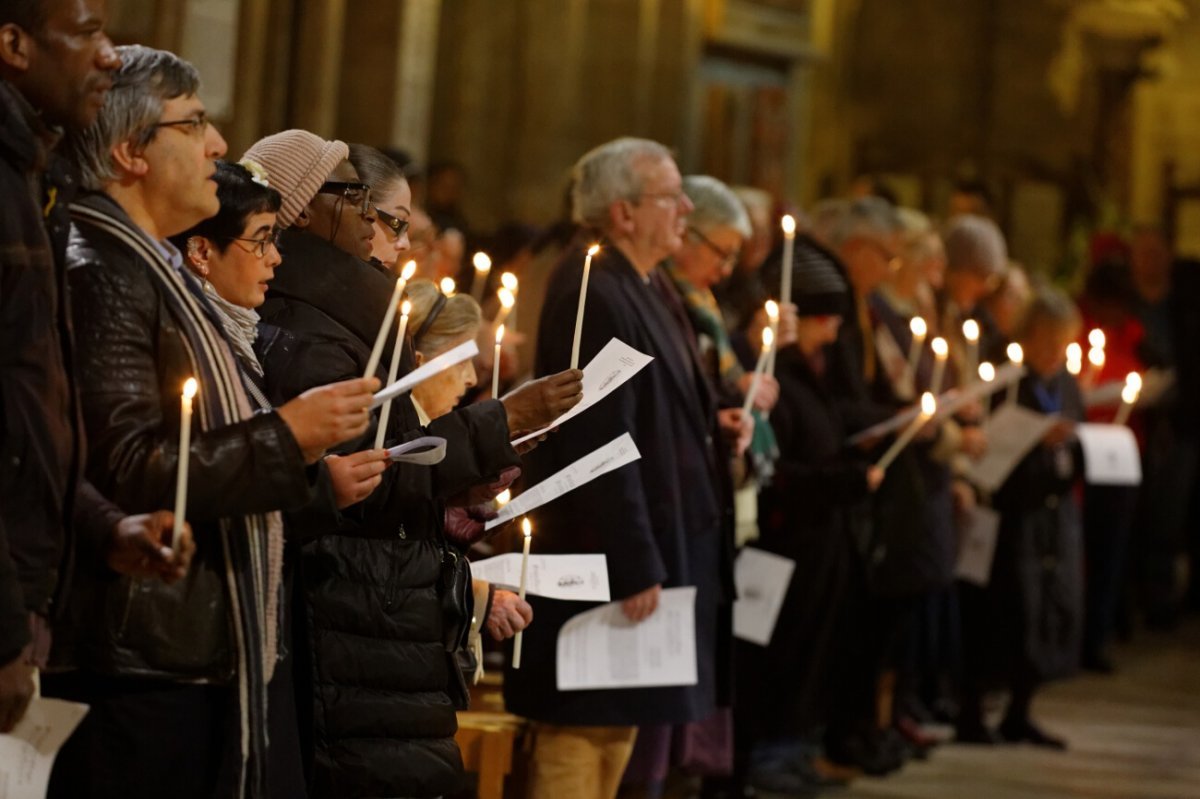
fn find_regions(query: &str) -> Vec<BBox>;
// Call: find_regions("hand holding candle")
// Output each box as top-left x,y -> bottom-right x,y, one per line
1114,371 -> 1141,425
876,392 -> 936,472
492,324 -> 505,398
1006,342 -> 1024,405
742,326 -> 775,415
374,300 -> 411,449
930,337 -> 949,394
512,517 -> 533,669
363,260 -> 417,379
472,252 -> 492,300
570,244 -> 601,369
172,377 -> 198,552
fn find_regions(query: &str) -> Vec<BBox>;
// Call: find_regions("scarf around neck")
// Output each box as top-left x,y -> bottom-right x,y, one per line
203,280 -> 264,376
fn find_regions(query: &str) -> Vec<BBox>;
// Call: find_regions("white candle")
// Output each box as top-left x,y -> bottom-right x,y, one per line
930,337 -> 949,394
439,276 -> 456,296
780,214 -> 796,308
512,517 -> 532,669
501,272 -> 519,332
570,244 -> 600,369
963,319 -> 980,385
494,287 -> 515,328
978,361 -> 995,428
1114,372 -> 1141,426
471,251 -> 492,301
765,299 -> 780,376
374,300 -> 411,449
364,260 -> 416,379
742,326 -> 775,415
172,377 -> 198,551
903,316 -> 927,387
1006,342 -> 1024,405
492,324 -> 505,398
876,392 -> 936,472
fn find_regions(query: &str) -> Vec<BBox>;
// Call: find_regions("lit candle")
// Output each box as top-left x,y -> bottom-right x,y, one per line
876,392 -> 936,472
471,251 -> 492,301
1066,342 -> 1083,377
363,260 -> 417,379
978,361 -> 995,427
492,324 -> 505,398
963,319 -> 980,385
374,299 -> 411,449
742,326 -> 775,415
439,276 -> 456,296
495,488 -> 511,507
930,336 -> 949,394
1114,372 -> 1141,426
494,288 -> 516,328
512,517 -> 533,669
902,316 -> 927,393
570,244 -> 601,369
501,271 -> 519,332
765,299 -> 780,376
172,377 -> 198,551
1087,346 -> 1105,385
1006,342 -> 1024,405
1088,328 -> 1106,350
779,213 -> 796,310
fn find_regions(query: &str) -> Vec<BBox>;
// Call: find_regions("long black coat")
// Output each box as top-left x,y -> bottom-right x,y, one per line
503,239 -> 734,727
739,346 -> 872,737
258,230 -> 519,798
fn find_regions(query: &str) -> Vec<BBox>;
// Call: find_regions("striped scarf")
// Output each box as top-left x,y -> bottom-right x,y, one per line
71,201 -> 282,799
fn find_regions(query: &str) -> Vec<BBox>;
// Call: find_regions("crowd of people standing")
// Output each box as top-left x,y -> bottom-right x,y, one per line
2,2 -> 1197,799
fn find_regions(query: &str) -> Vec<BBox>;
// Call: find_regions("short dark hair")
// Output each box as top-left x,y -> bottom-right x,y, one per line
169,161 -> 282,253
1,0 -> 48,32
348,142 -> 406,196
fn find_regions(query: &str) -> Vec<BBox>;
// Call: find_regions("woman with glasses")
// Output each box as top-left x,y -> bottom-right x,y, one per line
171,160 -> 390,798
348,143 -> 413,273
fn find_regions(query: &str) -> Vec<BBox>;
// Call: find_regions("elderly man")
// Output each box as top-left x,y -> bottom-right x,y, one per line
42,47 -> 378,799
504,138 -> 736,799
0,0 -> 200,737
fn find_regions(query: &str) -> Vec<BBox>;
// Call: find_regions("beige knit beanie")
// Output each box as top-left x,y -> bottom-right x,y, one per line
242,130 -> 349,228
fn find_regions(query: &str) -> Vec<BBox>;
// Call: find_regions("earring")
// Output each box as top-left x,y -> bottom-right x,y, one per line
186,239 -> 209,277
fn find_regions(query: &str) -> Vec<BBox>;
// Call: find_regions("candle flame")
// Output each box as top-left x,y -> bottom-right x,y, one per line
1126,371 -> 1142,391
501,272 -> 519,292
440,277 -> 456,295
1088,328 -> 1106,350
765,299 -> 779,321
496,324 -> 506,344
400,299 -> 412,316
1067,357 -> 1082,376
1007,342 -> 1024,364
473,252 -> 492,273
496,489 -> 511,506
762,326 -> 774,348
182,377 -> 198,400
781,214 -> 796,236
932,337 -> 948,358
962,319 -> 980,342
910,316 -> 927,338
1121,383 -> 1140,405
522,517 -> 532,538
1088,347 -> 1105,368
978,362 -> 995,382
400,260 -> 417,281
1066,342 -> 1082,361
498,287 -> 516,309
920,392 -> 937,416
587,243 -> 601,257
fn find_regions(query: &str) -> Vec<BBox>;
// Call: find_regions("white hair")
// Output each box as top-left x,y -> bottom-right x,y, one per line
810,197 -> 900,249
571,137 -> 673,229
683,175 -> 751,239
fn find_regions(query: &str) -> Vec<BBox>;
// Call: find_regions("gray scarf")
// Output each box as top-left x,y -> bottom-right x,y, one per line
203,281 -> 264,376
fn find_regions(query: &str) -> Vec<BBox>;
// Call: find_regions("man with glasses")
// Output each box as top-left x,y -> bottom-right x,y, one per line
43,47 -> 379,799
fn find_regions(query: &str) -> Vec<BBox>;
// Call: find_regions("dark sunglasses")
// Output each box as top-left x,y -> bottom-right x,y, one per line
317,181 -> 372,216
374,206 -> 410,240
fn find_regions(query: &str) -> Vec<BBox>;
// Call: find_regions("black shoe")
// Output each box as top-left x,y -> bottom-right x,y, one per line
954,721 -> 1000,745
998,719 -> 1067,750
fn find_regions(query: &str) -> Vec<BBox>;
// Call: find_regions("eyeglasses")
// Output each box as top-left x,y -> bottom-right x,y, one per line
152,112 -> 210,137
317,181 -> 372,216
229,228 -> 281,258
635,189 -> 687,207
689,227 -> 738,269
374,206 -> 410,240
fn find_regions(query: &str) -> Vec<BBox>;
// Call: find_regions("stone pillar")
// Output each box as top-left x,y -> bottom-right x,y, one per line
290,0 -> 347,136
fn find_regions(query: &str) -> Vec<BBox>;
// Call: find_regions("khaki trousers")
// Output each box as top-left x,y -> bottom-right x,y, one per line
526,723 -> 638,799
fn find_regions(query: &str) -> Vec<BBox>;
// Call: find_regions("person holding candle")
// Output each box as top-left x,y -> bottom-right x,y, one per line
244,130 -> 580,798
44,48 -> 381,799
737,243 -> 884,795
957,287 -> 1085,749
0,3 -> 202,740
505,138 -> 733,799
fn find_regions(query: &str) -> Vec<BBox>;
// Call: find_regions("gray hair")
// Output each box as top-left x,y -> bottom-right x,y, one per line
1017,285 -> 1080,340
943,214 -> 1007,277
571,137 -> 673,228
683,176 -> 751,239
66,45 -> 201,190
810,197 -> 900,249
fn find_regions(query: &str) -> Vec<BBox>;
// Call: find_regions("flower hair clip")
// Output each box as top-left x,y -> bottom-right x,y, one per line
238,158 -> 271,188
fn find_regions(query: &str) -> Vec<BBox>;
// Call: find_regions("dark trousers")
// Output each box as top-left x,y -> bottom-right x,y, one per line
1083,484 -> 1138,658
44,671 -> 237,799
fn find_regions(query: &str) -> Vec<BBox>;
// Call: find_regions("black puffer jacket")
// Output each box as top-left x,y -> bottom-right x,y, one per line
53,193 -> 314,680
259,230 -> 519,798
